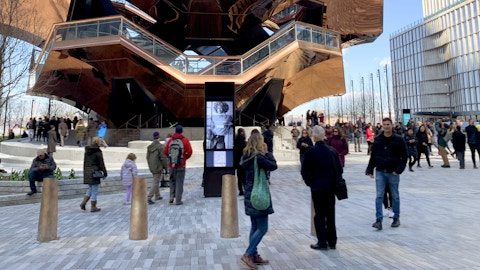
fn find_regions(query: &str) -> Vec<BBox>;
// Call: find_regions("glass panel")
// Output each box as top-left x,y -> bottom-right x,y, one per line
77,22 -> 100,39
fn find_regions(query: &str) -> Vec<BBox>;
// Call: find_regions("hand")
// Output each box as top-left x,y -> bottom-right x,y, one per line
103,172 -> 107,178
392,171 -> 398,176
367,174 -> 374,179
39,164 -> 48,170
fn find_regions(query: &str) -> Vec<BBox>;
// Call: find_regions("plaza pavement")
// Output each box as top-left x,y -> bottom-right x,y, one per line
1,143 -> 480,269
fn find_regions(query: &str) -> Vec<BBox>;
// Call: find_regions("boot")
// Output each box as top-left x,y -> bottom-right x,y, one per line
80,196 -> 90,211
240,254 -> 257,270
90,201 -> 101,212
253,254 -> 269,265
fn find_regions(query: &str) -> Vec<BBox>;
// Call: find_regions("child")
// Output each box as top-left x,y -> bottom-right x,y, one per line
121,153 -> 138,204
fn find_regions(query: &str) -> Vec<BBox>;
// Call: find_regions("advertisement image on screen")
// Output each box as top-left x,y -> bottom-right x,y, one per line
206,101 -> 234,149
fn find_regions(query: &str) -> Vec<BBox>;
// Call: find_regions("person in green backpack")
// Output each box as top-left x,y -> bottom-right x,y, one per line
240,133 -> 277,269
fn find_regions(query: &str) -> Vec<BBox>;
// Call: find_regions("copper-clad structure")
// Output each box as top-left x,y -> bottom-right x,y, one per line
1,0 -> 383,127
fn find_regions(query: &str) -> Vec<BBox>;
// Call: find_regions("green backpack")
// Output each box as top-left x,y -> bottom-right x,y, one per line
250,156 -> 271,210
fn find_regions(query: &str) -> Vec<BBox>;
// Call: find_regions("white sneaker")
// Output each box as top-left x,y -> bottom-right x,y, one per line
388,208 -> 395,218
383,208 -> 390,217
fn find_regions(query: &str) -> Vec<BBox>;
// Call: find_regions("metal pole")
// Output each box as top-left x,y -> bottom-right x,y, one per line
377,70 -> 384,120
361,77 -> 366,123
327,97 -> 330,125
446,83 -> 453,122
370,73 -> 375,124
3,96 -> 8,138
351,80 -> 355,121
385,65 -> 392,120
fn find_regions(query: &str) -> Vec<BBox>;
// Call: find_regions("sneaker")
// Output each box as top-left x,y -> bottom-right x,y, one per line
372,219 -> 382,230
169,199 -> 174,204
155,196 -> 163,200
391,218 -> 400,227
148,200 -> 155,205
441,165 -> 451,168
409,168 -> 414,172
253,254 -> 269,265
388,210 -> 395,218
175,201 -> 183,205
428,165 -> 434,168
27,191 -> 37,196
417,165 -> 422,168
310,243 -> 328,250
383,208 -> 390,217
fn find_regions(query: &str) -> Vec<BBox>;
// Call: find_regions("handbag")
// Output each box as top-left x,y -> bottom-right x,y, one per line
330,151 -> 348,200
250,156 -> 271,210
92,170 -> 104,179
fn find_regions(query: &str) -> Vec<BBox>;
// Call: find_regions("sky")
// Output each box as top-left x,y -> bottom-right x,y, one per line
287,0 -> 424,116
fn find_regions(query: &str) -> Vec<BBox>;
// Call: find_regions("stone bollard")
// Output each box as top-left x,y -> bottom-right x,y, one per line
129,177 -> 148,240
220,174 -> 239,238
311,199 -> 316,236
38,178 -> 58,242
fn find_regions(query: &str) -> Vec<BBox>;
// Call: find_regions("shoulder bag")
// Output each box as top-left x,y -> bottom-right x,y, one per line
250,156 -> 271,210
330,151 -> 348,200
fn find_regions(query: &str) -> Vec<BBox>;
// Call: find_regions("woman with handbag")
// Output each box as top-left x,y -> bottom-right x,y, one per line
80,137 -> 108,212
240,133 -> 277,270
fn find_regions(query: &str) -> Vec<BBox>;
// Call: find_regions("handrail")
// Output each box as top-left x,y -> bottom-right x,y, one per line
33,16 -> 341,82
118,115 -> 139,129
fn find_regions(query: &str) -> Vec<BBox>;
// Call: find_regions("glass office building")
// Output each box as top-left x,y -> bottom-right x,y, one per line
390,0 -> 480,121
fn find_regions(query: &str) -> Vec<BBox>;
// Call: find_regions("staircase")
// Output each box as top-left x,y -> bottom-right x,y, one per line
106,129 -> 140,146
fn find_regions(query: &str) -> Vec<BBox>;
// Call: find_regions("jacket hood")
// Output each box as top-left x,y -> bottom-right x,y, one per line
147,140 -> 162,152
171,133 -> 184,140
85,146 -> 101,155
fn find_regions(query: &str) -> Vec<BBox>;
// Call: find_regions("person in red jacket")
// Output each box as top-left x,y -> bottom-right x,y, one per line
164,125 -> 193,205
365,124 -> 375,155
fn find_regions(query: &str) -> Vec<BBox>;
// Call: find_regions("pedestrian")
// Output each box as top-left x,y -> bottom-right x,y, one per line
80,137 -> 108,212
262,124 -> 273,153
452,125 -> 466,169
85,118 -> 98,146
58,118 -> 69,147
404,128 -> 418,172
164,125 -> 192,205
47,125 -> 56,156
327,127 -> 349,167
296,128 -> 313,167
26,149 -> 57,196
301,126 -> 342,251
366,118 -> 407,230
353,124 -> 362,152
416,125 -> 433,168
146,131 -> 168,204
365,124 -> 374,155
291,125 -> 300,148
97,120 -> 108,147
235,128 -> 247,196
465,119 -> 479,168
121,153 -> 137,204
240,133 -> 277,269
75,119 -> 86,147
27,118 -> 35,141
436,120 -> 450,168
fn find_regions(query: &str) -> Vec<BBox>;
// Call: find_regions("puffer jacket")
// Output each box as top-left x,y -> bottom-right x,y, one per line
121,159 -> 137,186
241,152 -> 277,217
83,145 -> 107,185
29,154 -> 57,176
146,140 -> 168,173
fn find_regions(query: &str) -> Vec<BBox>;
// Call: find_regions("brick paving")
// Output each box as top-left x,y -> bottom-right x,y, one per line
1,147 -> 480,269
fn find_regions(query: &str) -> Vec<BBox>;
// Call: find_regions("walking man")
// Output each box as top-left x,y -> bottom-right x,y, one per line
366,118 -> 407,230
146,131 -> 169,204
465,119 -> 479,168
164,125 -> 192,205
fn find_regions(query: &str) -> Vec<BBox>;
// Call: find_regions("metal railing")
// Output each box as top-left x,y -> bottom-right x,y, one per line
38,16 -> 340,80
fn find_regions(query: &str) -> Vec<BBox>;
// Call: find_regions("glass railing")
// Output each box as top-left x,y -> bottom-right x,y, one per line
49,16 -> 340,77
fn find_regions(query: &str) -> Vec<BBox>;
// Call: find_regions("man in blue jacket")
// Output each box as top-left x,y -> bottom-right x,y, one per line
366,118 -> 407,230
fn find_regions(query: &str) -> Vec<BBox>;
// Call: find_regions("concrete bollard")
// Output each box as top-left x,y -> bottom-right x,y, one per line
220,174 -> 239,238
129,177 -> 148,240
311,199 -> 316,236
38,178 -> 58,242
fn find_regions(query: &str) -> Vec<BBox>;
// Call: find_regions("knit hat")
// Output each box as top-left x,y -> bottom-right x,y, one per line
37,149 -> 45,156
153,131 -> 160,139
175,125 -> 183,133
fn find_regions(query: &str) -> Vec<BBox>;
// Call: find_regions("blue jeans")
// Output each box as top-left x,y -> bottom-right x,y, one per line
375,171 -> 400,220
85,184 -> 100,201
28,171 -> 53,192
246,216 -> 268,256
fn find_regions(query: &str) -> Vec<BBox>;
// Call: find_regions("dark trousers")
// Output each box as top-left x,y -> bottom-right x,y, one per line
408,155 -> 418,169
28,171 -> 53,192
236,167 -> 246,194
468,143 -> 479,166
312,189 -> 336,247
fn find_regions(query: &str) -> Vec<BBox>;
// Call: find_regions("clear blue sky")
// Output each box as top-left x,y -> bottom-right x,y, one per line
288,0 -> 424,116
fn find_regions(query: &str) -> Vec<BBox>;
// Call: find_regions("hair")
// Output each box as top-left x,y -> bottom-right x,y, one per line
302,128 -> 310,136
91,137 -> 103,146
237,128 -> 245,136
214,102 -> 229,114
250,128 -> 260,135
126,153 -> 136,160
243,133 -> 265,156
333,127 -> 344,137
382,117 -> 393,124
456,125 -> 461,131
312,126 -> 326,141
419,124 -> 426,132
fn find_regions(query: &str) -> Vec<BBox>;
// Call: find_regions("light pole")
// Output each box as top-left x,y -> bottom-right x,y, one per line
361,77 -> 366,123
370,73 -> 375,124
377,69 -> 384,119
445,83 -> 453,122
385,65 -> 392,120
30,99 -> 34,118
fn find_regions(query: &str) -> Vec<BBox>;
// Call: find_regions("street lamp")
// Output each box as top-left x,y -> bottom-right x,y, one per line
445,83 -> 453,122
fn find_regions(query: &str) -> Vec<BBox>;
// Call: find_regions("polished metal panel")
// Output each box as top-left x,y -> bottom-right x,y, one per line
220,174 -> 239,238
129,177 -> 148,240
38,178 -> 59,242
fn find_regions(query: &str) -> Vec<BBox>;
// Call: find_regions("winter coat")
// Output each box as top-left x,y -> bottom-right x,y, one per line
83,145 -> 107,185
75,122 -> 86,141
465,125 -> 478,144
366,133 -> 408,175
327,135 -> 348,167
297,136 -> 313,155
354,128 -> 362,138
58,122 -> 68,136
404,134 -> 418,157
452,131 -> 466,152
146,140 -> 168,173
366,127 -> 374,142
29,153 -> 57,177
234,134 -> 246,169
164,133 -> 193,168
86,120 -> 98,138
47,130 -> 56,153
301,141 -> 342,192
416,131 -> 429,152
241,152 -> 277,217
262,129 -> 274,153
436,127 -> 448,147
121,159 -> 137,186
98,123 -> 107,138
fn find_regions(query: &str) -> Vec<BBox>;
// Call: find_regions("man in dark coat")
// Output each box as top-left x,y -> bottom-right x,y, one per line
301,126 -> 342,250
27,149 -> 57,195
234,128 -> 247,195
452,125 -> 466,169
366,118 -> 407,230
465,119 -> 479,168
